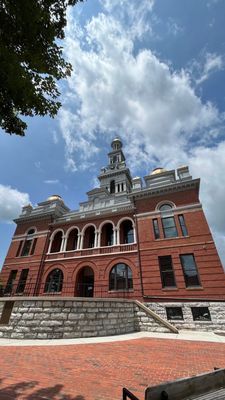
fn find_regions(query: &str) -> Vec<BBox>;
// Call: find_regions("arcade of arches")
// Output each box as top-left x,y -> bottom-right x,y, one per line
49,219 -> 135,253
43,263 -> 133,297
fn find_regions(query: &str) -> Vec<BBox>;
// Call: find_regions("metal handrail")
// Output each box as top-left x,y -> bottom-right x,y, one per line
122,388 -> 140,400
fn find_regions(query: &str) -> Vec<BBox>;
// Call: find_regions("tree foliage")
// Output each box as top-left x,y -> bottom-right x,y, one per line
0,0 -> 82,136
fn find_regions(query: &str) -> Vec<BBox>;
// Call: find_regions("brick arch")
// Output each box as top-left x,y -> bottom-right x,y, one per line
81,223 -> 97,236
98,220 -> 115,232
156,200 -> 176,211
71,260 -> 97,283
65,225 -> 80,238
103,257 -> 137,279
50,228 -> 65,241
42,263 -> 67,282
72,260 -> 96,298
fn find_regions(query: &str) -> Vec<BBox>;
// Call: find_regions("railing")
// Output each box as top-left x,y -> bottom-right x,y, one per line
122,388 -> 140,400
0,281 -> 134,299
46,243 -> 137,260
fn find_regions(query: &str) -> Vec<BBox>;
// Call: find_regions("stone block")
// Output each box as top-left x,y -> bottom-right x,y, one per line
40,320 -> 63,327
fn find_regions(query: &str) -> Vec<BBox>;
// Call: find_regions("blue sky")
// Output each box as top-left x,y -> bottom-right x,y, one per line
0,0 -> 225,268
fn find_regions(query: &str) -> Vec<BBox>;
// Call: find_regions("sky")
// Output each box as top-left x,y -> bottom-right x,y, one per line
0,0 -> 225,268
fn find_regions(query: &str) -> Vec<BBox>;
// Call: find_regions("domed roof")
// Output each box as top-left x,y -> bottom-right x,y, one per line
111,137 -> 122,149
150,167 -> 167,175
47,194 -> 63,202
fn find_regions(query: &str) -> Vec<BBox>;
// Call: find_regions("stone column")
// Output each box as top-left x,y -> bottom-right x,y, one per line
133,224 -> 136,243
94,230 -> 99,248
113,228 -> 117,245
79,233 -> 84,250
60,236 -> 66,252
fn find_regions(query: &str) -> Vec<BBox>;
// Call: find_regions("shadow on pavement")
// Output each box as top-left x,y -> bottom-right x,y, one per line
0,379 -> 85,399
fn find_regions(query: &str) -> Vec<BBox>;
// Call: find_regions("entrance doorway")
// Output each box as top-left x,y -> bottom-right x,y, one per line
76,266 -> 94,297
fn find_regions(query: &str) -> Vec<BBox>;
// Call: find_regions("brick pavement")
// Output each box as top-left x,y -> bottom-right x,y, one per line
0,338 -> 225,400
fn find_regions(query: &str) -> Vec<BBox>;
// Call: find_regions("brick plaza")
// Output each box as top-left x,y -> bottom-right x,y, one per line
0,337 -> 225,400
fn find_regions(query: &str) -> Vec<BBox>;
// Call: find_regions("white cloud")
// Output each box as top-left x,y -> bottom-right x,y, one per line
44,179 -> 60,184
58,2 -> 225,265
195,53 -> 224,85
0,185 -> 30,223
61,10 -> 220,171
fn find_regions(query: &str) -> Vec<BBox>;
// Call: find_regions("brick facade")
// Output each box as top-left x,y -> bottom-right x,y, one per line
1,138 -> 225,302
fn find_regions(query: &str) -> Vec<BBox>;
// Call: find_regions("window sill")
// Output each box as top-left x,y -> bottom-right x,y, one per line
155,236 -> 190,241
162,287 -> 178,291
108,289 -> 134,293
186,287 -> 203,290
167,319 -> 184,322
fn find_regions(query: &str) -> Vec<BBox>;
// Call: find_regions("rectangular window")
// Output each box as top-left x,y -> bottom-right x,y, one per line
16,269 -> 29,294
4,270 -> 17,295
180,254 -> 201,287
159,256 -> 176,288
21,239 -> 32,256
166,307 -> 183,320
16,241 -> 23,257
191,307 -> 211,321
30,238 -> 37,255
178,215 -> 188,236
162,217 -> 178,238
153,219 -> 160,239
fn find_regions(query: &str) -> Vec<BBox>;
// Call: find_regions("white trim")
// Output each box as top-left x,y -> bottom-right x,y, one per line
45,249 -> 138,262
135,203 -> 202,218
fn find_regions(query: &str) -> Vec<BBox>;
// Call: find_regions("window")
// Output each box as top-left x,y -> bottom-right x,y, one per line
83,226 -> 95,248
109,263 -> 133,291
120,220 -> 134,244
44,269 -> 63,293
16,241 -> 23,257
162,217 -> 178,238
159,204 -> 173,212
16,269 -> 29,294
191,307 -> 211,321
166,307 -> 183,320
101,223 -> 114,246
159,256 -> 176,288
153,219 -> 160,239
20,228 -> 37,257
66,229 -> 78,251
4,270 -> 17,295
180,254 -> 201,287
50,231 -> 63,253
178,215 -> 188,236
110,180 -> 115,194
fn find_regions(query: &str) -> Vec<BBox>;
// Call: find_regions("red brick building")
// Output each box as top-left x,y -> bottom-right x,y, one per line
1,137 -> 225,308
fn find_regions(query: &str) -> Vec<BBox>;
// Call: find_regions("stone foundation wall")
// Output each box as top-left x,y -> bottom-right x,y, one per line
134,304 -> 172,333
0,298 -> 136,339
145,302 -> 225,331
0,297 -> 175,339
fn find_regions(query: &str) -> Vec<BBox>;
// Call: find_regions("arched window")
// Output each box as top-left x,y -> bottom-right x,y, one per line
20,228 -> 37,257
101,223 -> 114,246
159,204 -> 173,212
50,231 -> 63,253
44,269 -> 63,293
159,204 -> 178,238
110,180 -> 115,194
120,220 -> 134,244
66,228 -> 78,251
83,226 -> 95,248
109,263 -> 133,290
